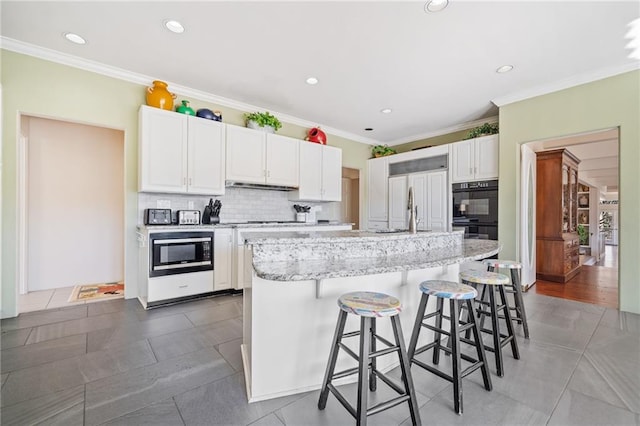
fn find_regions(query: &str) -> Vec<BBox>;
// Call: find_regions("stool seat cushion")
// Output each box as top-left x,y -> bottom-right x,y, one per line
338,292 -> 402,317
483,259 -> 522,269
460,270 -> 509,286
419,280 -> 478,299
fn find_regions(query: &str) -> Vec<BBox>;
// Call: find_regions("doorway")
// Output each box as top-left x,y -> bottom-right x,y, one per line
18,115 -> 125,312
521,128 -> 620,308
341,167 -> 360,229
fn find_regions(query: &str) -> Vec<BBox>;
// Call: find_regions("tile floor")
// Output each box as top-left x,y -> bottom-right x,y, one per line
2,291 -> 639,425
18,286 -> 117,313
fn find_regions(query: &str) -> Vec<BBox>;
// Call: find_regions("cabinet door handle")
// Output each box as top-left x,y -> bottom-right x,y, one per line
179,284 -> 188,288
188,178 -> 192,185
183,177 -> 187,185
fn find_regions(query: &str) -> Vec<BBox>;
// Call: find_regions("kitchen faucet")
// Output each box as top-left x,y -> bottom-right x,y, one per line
408,186 -> 417,234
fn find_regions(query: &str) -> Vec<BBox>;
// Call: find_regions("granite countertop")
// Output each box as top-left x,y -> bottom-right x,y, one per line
137,222 -> 352,231
243,229 -> 458,245
252,239 -> 500,281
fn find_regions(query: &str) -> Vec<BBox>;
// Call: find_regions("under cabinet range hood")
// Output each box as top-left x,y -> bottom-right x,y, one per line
225,181 -> 298,191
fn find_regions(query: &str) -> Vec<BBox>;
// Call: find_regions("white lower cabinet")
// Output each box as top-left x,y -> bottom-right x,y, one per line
147,271 -> 213,303
388,170 -> 448,231
214,228 -> 233,291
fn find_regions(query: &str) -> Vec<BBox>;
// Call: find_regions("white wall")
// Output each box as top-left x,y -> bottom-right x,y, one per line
26,117 -> 124,291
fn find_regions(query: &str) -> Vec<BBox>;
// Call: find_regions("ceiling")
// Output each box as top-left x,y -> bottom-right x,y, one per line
1,1 -> 639,145
528,128 -> 619,194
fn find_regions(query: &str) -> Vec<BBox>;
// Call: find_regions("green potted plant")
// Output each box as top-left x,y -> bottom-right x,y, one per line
244,111 -> 282,133
465,122 -> 499,139
371,144 -> 396,158
577,224 -> 589,245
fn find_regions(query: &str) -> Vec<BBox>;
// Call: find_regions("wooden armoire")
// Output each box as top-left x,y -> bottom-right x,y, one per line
536,149 -> 581,282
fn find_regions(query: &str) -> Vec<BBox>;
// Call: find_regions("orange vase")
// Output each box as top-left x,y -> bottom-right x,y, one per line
146,80 -> 176,111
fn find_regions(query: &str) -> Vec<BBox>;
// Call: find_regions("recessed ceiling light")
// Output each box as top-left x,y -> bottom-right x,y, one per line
380,108 -> 392,114
306,77 -> 319,85
496,65 -> 514,73
365,128 -> 374,131
164,20 -> 185,34
424,0 -> 449,13
63,32 -> 86,45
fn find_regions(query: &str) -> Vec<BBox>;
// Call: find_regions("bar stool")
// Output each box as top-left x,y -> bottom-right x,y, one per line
483,260 -> 530,339
318,291 -> 421,426
459,271 -> 520,377
407,280 -> 492,415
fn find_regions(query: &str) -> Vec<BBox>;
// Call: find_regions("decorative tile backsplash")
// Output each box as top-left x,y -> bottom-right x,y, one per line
138,188 -> 341,224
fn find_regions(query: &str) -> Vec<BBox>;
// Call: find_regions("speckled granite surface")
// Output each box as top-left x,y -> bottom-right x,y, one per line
252,239 -> 500,281
247,230 -> 500,281
137,222 -> 351,231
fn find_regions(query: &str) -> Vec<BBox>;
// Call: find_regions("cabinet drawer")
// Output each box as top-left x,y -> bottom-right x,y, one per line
148,271 -> 213,302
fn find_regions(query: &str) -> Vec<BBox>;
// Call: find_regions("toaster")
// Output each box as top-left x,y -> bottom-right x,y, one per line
144,209 -> 172,225
177,210 -> 201,225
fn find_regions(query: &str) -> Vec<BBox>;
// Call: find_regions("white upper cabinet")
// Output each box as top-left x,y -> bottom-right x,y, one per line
225,125 -> 267,184
226,126 -> 299,187
367,157 -> 389,222
187,115 -> 225,194
291,143 -> 342,201
139,105 -> 225,194
450,134 -> 498,183
321,145 -> 342,201
266,134 -> 299,186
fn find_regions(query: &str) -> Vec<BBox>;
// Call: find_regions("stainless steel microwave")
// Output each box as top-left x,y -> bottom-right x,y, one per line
149,231 -> 213,277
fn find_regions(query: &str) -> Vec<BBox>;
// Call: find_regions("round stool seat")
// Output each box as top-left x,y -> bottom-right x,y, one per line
460,270 -> 509,286
338,291 -> 402,317
483,259 -> 522,269
419,280 -> 478,300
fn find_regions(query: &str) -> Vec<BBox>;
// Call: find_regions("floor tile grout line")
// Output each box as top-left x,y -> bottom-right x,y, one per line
83,383 -> 87,426
172,396 -> 188,426
544,306 -> 607,424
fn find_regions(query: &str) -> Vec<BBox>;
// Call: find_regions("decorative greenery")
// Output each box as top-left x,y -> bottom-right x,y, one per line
371,144 -> 396,158
577,224 -> 588,245
244,111 -> 282,131
465,122 -> 499,139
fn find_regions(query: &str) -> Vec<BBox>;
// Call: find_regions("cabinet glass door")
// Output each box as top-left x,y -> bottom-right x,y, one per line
570,169 -> 578,232
562,165 -> 569,232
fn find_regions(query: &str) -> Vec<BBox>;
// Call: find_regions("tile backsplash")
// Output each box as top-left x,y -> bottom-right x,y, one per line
138,188 -> 341,224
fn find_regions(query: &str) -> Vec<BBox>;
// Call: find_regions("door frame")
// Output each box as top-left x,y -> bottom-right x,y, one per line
16,112 -> 126,300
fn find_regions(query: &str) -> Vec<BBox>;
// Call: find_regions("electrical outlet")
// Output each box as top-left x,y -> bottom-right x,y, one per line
188,201 -> 194,209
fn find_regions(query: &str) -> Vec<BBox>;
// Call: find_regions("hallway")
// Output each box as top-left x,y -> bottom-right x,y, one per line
535,246 -> 618,309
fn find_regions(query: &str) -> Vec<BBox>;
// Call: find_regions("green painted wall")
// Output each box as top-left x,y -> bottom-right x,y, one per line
499,70 -> 640,314
1,49 -> 370,318
393,129 -> 470,153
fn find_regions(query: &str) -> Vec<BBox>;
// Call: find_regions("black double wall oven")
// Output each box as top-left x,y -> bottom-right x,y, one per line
452,180 -> 498,240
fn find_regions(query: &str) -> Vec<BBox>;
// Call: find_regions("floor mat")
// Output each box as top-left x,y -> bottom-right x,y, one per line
68,282 -> 124,302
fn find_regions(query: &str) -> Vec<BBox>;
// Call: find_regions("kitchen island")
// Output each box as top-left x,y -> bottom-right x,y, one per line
241,230 -> 500,402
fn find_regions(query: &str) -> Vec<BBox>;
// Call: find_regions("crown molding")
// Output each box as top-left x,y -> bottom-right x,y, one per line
386,115 -> 499,147
492,61 -> 640,107
1,37 -> 381,146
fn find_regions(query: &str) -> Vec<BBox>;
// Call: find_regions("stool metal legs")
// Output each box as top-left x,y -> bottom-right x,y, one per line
487,265 -> 530,339
319,310 -> 348,411
479,284 -> 520,377
408,294 -> 492,414
319,311 -> 422,426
